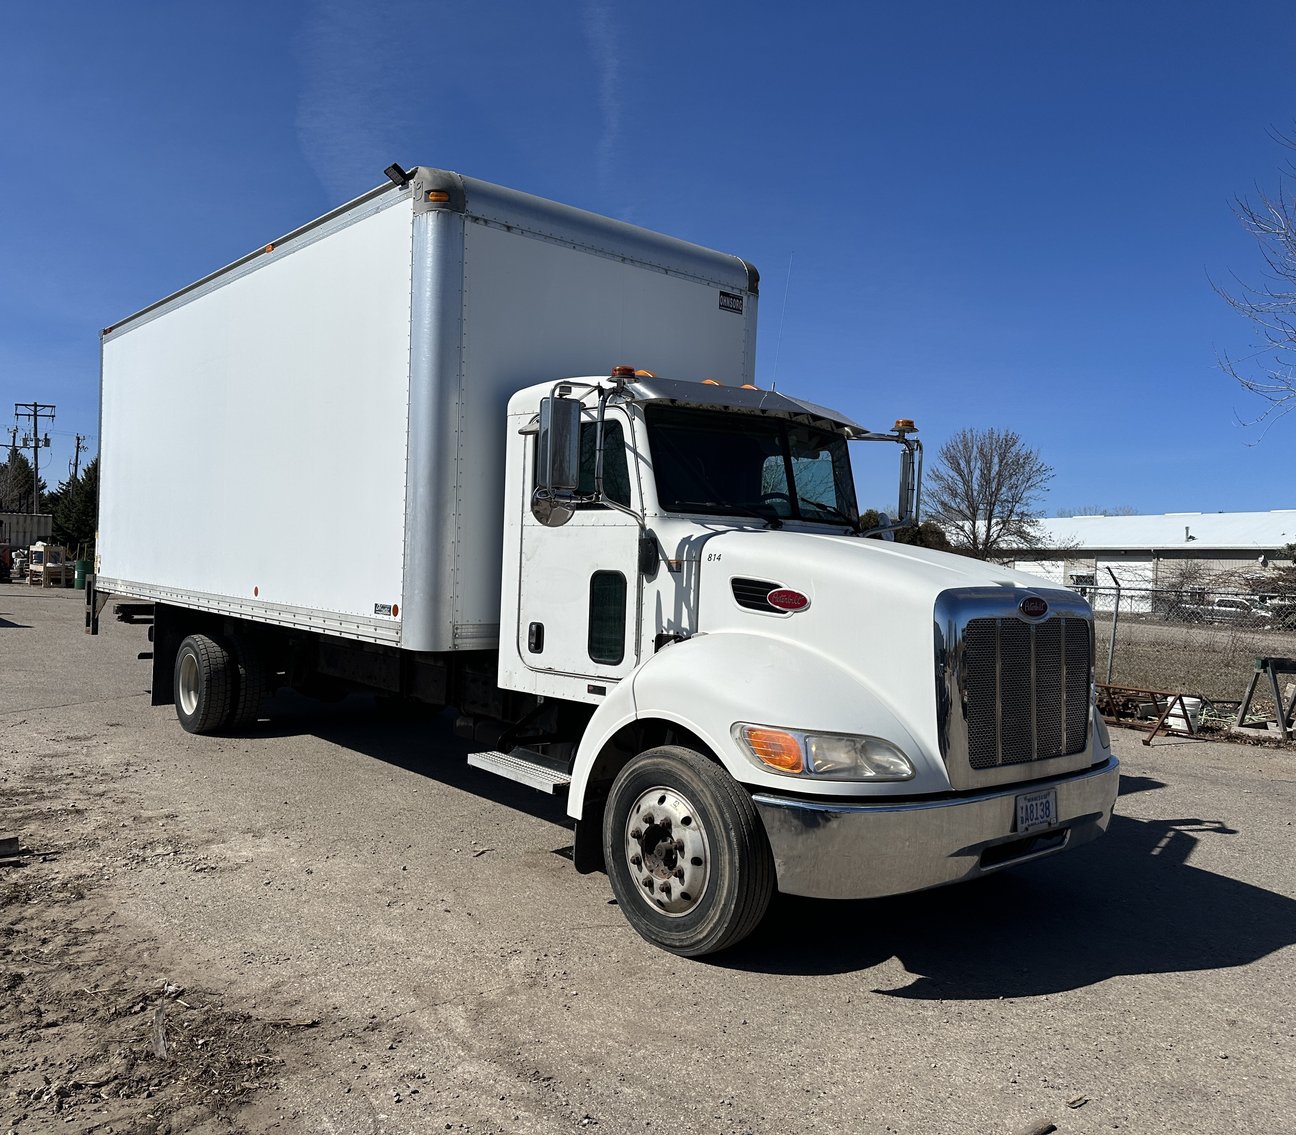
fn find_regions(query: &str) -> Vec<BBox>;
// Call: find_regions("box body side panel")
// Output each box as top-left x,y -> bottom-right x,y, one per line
446,219 -> 756,643
98,202 -> 414,630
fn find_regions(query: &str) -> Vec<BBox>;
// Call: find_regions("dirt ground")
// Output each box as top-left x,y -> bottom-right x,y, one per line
2,586 -> 1294,1135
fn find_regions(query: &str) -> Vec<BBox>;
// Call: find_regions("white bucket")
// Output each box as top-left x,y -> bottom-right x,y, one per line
1166,696 -> 1203,731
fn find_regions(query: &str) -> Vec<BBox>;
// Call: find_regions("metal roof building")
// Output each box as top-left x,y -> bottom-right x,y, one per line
1032,511 -> 1296,553
1008,510 -> 1296,609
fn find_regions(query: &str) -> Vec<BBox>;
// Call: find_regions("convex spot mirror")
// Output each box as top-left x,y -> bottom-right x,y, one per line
531,492 -> 575,528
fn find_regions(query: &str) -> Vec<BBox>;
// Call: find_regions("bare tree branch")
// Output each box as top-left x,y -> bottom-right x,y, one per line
1217,128 -> 1296,422
926,427 -> 1053,561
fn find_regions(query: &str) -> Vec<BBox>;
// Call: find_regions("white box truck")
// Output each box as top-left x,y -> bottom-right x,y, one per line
92,166 -> 1119,956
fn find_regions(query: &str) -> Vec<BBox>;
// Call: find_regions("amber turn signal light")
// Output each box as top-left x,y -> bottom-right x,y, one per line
738,726 -> 804,773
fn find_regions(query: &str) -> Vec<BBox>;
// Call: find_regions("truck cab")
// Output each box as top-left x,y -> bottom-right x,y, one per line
487,370 -> 1119,955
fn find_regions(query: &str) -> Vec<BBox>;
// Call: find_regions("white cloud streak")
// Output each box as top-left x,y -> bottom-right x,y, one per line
580,0 -> 621,194
295,0 -> 419,201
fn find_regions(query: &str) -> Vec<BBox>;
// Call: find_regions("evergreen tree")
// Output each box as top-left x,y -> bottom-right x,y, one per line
0,446 -> 43,513
52,457 -> 98,557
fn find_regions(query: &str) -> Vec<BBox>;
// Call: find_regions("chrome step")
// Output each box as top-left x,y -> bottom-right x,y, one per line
467,749 -> 572,794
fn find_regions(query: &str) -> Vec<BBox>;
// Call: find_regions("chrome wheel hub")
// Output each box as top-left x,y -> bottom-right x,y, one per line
178,652 -> 200,716
624,785 -> 710,917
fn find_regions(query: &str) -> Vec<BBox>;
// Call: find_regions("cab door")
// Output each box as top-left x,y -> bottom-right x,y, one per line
516,410 -> 642,686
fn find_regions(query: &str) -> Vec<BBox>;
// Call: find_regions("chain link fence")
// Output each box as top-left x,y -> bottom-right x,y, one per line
1080,583 -> 1296,729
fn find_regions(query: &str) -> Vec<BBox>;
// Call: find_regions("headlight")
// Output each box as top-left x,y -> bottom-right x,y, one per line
733,724 -> 915,781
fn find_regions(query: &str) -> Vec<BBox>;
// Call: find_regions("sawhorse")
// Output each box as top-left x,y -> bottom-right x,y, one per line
1233,656 -> 1296,742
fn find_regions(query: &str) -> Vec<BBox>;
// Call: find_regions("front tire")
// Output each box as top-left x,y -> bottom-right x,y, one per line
603,746 -> 774,957
174,634 -> 235,734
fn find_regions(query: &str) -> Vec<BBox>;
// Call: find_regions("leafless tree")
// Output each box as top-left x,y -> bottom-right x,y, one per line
1217,129 -> 1296,426
925,428 -> 1053,560
1263,542 -> 1296,598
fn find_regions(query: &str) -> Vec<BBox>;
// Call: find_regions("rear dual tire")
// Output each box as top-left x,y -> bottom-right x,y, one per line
174,633 -> 263,734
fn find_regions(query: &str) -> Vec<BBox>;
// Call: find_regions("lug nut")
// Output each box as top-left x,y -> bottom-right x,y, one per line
630,854 -> 641,867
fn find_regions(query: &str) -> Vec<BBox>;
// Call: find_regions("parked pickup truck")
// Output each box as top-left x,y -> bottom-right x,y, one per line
1166,597 -> 1269,626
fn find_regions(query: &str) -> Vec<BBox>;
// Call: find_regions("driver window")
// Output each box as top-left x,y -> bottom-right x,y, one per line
533,419 -> 631,508
576,420 -> 631,507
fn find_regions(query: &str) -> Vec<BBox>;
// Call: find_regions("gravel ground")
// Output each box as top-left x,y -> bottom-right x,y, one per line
2,585 -> 1294,1135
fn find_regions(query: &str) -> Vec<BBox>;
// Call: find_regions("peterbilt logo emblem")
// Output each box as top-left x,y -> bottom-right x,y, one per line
1020,596 -> 1048,618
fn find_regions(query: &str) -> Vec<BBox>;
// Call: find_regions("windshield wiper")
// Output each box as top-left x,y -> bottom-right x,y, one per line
797,497 -> 859,531
668,500 -> 782,529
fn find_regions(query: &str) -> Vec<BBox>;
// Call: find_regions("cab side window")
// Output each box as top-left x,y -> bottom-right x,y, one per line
579,420 -> 631,506
531,418 -> 632,508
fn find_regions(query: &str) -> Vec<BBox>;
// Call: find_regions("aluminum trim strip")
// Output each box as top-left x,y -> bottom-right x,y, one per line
95,578 -> 402,645
425,168 -> 753,291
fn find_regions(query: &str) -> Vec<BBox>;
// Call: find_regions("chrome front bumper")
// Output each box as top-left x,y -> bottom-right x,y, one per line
752,757 -> 1119,900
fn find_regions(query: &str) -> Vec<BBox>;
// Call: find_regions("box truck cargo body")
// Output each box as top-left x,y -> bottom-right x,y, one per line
98,170 -> 757,651
93,168 -> 1118,956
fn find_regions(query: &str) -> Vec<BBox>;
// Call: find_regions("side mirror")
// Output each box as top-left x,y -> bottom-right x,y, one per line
537,396 -> 581,493
532,396 -> 582,528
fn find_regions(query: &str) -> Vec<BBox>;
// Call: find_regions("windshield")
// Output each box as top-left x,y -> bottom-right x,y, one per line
644,405 -> 858,525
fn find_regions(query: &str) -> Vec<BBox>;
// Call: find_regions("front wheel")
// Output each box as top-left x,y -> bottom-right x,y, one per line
602,746 -> 774,957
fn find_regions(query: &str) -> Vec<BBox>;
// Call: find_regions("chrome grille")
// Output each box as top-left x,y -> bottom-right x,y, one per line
963,615 -> 1091,770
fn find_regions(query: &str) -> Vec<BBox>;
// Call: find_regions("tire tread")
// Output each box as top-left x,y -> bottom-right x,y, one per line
176,633 -> 234,735
229,636 -> 265,729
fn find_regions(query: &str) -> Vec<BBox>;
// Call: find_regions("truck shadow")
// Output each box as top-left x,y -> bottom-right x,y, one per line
244,701 -> 1295,994
246,692 -> 574,827
730,801 -> 1294,993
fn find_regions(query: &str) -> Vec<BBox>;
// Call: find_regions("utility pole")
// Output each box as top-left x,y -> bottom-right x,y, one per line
69,433 -> 87,481
14,402 -> 55,516
2,426 -> 16,514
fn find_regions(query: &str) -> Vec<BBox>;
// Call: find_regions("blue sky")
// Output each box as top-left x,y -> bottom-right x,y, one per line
2,0 -> 1293,515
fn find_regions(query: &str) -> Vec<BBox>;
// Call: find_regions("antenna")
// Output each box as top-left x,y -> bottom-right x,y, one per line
770,250 -> 794,392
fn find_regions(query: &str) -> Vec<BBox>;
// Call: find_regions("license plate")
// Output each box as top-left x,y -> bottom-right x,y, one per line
1016,788 -> 1058,834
